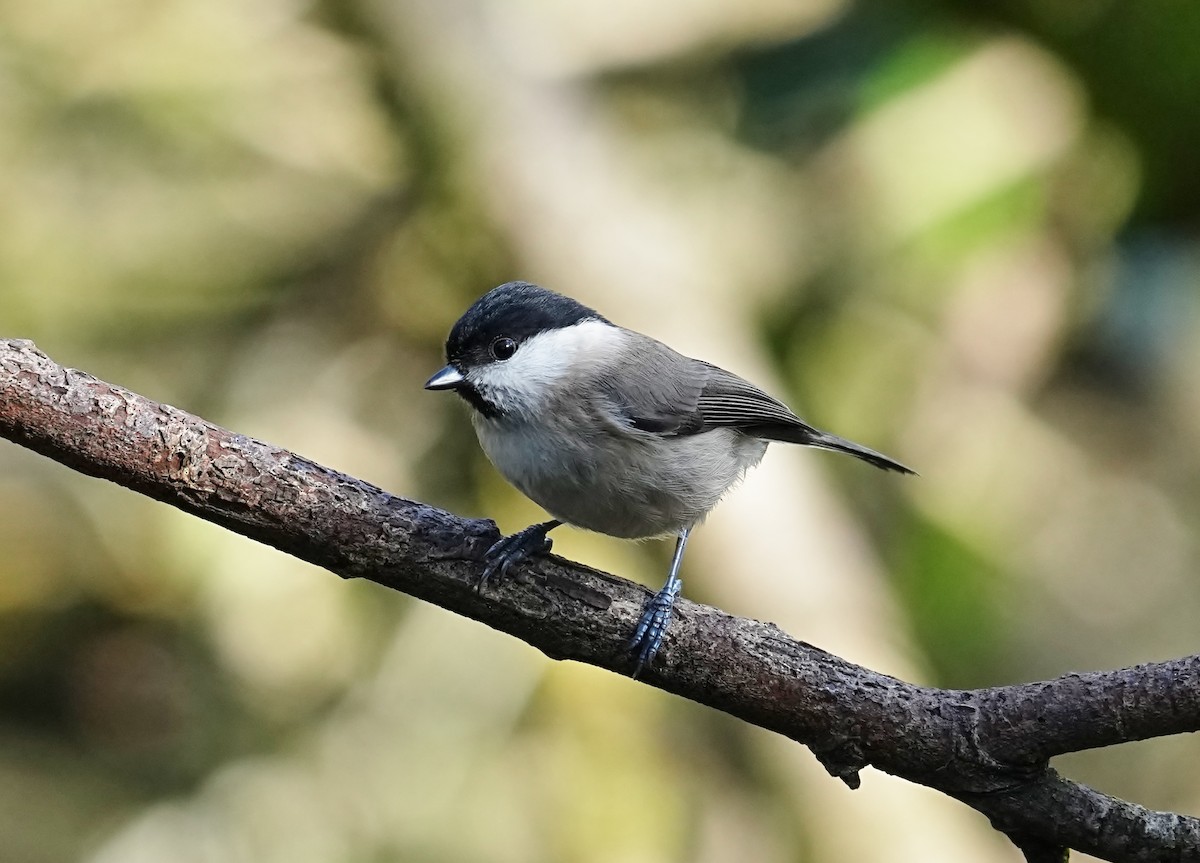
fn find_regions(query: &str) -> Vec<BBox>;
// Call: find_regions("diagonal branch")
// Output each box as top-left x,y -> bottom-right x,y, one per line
1,338 -> 1198,862
978,657 -> 1200,764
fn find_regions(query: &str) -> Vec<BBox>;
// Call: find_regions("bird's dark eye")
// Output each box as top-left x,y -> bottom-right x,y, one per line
491,337 -> 518,360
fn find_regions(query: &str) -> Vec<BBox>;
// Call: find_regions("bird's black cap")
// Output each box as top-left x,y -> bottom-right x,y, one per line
444,281 -> 609,366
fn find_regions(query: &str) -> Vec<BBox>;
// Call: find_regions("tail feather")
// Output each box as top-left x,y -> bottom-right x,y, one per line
807,431 -> 916,475
753,423 -> 915,474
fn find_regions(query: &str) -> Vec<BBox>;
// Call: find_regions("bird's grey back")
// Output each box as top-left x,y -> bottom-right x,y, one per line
593,332 -> 815,440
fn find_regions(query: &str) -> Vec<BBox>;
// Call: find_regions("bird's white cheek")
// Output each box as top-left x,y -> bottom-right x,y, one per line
469,354 -> 557,414
469,320 -> 622,413
478,348 -> 560,394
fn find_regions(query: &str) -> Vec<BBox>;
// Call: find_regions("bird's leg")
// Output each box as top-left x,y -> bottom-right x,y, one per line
629,527 -> 690,677
479,519 -> 562,592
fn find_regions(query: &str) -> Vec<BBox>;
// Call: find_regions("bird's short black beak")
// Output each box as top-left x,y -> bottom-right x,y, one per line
425,365 -> 466,391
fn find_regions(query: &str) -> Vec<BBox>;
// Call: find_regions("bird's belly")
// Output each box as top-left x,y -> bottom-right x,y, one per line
474,418 -> 767,538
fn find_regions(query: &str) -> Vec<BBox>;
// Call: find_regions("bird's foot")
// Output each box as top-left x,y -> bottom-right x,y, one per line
629,579 -> 682,677
478,521 -> 557,592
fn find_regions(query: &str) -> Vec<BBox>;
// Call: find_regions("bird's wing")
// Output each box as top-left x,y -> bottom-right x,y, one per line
596,339 -> 914,473
594,336 -> 808,437
692,362 -> 813,435
695,363 -> 914,472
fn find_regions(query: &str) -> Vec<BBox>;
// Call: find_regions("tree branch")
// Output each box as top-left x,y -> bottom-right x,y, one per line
1,338 -> 1198,862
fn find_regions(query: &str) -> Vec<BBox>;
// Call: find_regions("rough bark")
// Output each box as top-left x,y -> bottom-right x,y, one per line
1,338 -> 1197,862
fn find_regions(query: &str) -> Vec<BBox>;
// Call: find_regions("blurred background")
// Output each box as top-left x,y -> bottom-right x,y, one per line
2,0 -> 1199,860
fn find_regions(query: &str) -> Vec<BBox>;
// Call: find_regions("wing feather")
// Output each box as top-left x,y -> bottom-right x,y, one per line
596,344 -> 809,438
693,362 -> 816,436
593,338 -> 913,473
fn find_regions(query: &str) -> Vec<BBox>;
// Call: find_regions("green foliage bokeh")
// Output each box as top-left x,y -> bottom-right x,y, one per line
2,2 -> 1200,861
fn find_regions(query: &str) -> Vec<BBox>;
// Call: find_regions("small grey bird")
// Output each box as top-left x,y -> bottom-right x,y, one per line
426,282 -> 913,674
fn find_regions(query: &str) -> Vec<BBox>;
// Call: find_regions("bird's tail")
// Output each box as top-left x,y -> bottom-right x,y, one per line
805,430 -> 916,474
757,423 -> 915,474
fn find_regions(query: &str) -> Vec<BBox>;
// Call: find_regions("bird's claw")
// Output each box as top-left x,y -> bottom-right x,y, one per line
478,523 -> 555,592
629,579 -> 682,677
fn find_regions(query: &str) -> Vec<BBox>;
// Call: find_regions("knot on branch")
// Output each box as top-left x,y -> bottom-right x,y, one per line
810,738 -> 867,789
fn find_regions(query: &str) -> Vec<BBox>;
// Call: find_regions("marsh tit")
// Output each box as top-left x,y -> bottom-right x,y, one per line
426,282 -> 914,674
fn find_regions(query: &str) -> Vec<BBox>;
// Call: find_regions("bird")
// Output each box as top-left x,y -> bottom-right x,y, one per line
425,281 -> 914,674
